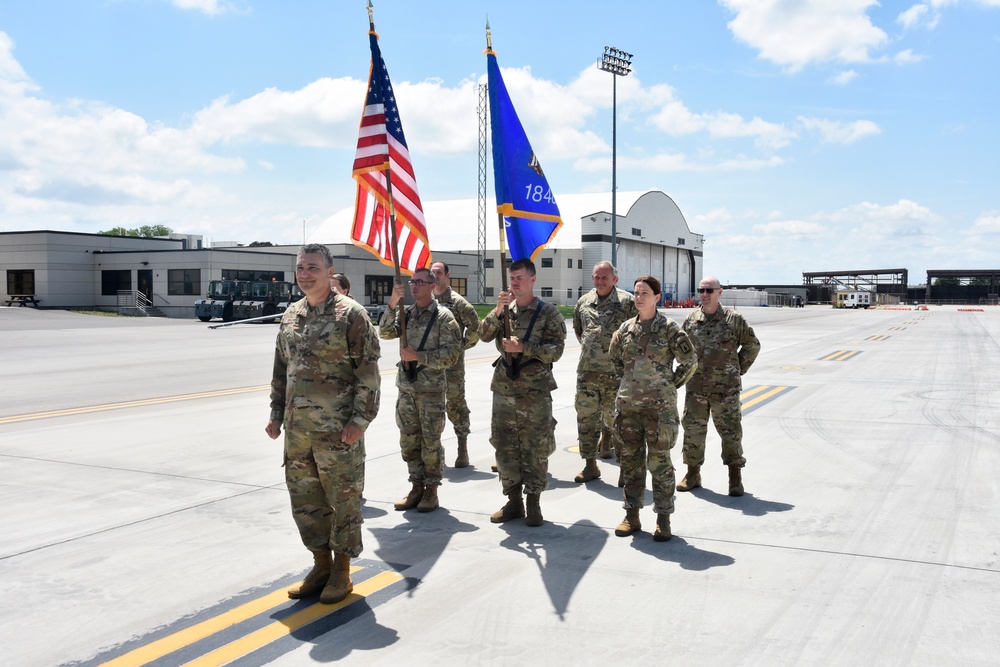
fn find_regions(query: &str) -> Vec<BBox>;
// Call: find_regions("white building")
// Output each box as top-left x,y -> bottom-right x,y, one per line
2,190 -> 703,316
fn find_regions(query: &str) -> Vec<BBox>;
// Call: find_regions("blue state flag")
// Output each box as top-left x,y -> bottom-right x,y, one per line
487,49 -> 562,262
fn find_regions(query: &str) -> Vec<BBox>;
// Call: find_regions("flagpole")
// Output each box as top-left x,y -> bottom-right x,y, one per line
368,1 -> 413,378
487,20 -> 515,378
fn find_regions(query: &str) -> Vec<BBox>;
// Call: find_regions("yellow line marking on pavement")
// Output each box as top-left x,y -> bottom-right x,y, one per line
0,387 -> 269,425
2,361 -> 414,424
739,385 -> 772,400
741,386 -> 789,411
821,350 -> 862,361
98,567 -> 367,667
183,571 -> 403,667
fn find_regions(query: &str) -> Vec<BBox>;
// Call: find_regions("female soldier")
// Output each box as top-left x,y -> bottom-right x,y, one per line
608,275 -> 698,541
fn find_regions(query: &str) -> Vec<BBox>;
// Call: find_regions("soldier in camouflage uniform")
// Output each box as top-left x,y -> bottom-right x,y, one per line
430,261 -> 481,468
680,276 -> 761,497
608,275 -> 697,541
379,267 -> 462,513
479,258 -> 566,527
266,244 -> 381,605
573,261 -> 637,485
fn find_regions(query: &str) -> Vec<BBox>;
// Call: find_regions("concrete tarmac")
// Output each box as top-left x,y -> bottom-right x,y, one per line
1,305 -> 998,666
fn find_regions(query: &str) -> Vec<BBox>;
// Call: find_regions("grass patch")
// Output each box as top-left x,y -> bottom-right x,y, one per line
66,309 -> 137,317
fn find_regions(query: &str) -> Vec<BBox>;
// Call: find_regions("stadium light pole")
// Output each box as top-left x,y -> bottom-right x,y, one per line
599,46 -> 632,268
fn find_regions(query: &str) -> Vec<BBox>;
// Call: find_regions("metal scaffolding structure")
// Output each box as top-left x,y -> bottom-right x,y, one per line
476,83 -> 487,303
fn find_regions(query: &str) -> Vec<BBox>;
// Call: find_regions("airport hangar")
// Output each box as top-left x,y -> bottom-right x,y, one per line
1,190 -> 704,318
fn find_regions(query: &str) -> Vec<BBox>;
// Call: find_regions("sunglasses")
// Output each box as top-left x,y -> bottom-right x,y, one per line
697,288 -> 717,293
408,279 -> 431,286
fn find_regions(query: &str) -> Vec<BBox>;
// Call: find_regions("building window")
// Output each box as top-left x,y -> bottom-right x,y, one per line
6,269 -> 35,295
677,237 -> 686,246
484,258 -> 494,268
632,227 -> 642,236
567,258 -> 573,269
567,288 -> 573,298
541,287 -> 553,298
101,270 -> 131,296
541,257 -> 553,268
578,259 -> 583,269
449,277 -> 467,296
168,269 -> 201,296
485,287 -> 495,297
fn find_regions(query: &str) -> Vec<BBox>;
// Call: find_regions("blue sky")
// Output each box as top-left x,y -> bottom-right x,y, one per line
1,0 -> 998,284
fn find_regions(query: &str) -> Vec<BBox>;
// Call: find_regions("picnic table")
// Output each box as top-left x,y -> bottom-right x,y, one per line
4,295 -> 41,307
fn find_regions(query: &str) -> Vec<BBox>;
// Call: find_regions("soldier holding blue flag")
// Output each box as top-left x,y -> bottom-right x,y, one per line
479,259 -> 566,527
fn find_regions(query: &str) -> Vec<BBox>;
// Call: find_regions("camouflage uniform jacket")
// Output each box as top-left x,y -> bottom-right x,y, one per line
682,305 -> 761,395
270,292 -> 381,433
573,287 -> 638,374
378,299 -> 462,393
433,286 -> 481,353
609,313 -> 698,413
479,296 -> 566,396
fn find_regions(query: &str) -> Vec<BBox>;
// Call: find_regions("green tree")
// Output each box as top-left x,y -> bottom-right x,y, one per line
99,224 -> 173,237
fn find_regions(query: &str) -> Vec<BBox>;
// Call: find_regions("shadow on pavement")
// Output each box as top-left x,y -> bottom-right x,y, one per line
497,519 -> 608,620
629,534 -> 735,571
688,487 -> 795,516
369,509 -> 479,597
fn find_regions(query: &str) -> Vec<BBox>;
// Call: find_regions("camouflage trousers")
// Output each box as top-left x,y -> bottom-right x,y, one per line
444,364 -> 471,439
575,371 -> 619,459
284,429 -> 365,557
614,409 -> 678,514
681,391 -> 746,468
396,390 -> 447,487
490,392 -> 556,495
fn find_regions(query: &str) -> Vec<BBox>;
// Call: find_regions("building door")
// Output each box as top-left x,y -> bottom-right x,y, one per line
138,269 -> 153,301
366,275 -> 394,306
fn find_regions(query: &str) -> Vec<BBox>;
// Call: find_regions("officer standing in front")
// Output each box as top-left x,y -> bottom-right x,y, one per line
479,258 -> 566,527
266,243 -> 380,605
679,276 -> 761,496
379,267 -> 462,513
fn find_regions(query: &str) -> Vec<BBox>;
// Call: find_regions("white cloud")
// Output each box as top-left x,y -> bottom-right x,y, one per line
898,4 -> 931,29
830,70 -> 858,85
647,86 -> 797,149
169,0 -> 242,17
797,117 -> 881,144
894,49 -> 925,64
720,0 -> 888,72
752,219 -> 829,237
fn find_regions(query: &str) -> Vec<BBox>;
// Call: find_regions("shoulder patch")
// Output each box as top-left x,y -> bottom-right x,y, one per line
677,337 -> 693,355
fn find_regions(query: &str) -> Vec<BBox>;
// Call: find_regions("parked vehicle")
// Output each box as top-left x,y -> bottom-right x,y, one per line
232,280 -> 299,322
195,280 -> 248,322
833,291 -> 872,309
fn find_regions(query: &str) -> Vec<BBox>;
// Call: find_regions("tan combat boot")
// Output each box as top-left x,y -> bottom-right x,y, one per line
728,466 -> 744,497
614,509 -> 641,537
490,489 -> 525,523
574,458 -> 601,483
653,513 -> 671,542
319,552 -> 354,605
287,549 -> 332,599
525,493 -> 543,527
454,437 -> 470,468
393,482 -> 423,511
417,485 -> 439,512
598,433 -> 613,459
676,465 -> 702,492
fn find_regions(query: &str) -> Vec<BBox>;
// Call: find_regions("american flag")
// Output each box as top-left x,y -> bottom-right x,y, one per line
351,31 -> 431,275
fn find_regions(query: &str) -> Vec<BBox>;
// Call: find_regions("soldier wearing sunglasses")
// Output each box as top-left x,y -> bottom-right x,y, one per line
679,277 -> 761,497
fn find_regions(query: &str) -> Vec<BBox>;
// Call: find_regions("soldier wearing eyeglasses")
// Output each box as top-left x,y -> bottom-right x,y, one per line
679,276 -> 761,497
379,267 -> 462,513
